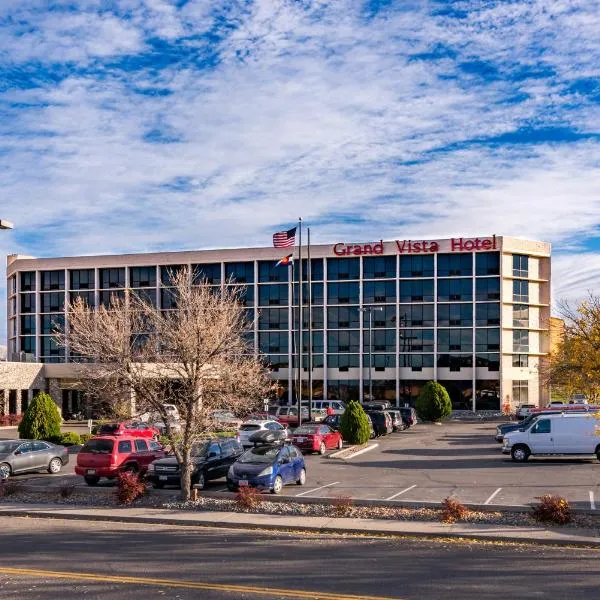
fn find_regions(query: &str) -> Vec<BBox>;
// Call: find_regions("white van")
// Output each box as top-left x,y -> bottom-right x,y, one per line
502,413 -> 600,462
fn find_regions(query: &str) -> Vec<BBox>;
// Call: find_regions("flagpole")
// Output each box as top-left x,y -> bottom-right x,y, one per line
297,217 -> 303,426
307,227 -> 313,422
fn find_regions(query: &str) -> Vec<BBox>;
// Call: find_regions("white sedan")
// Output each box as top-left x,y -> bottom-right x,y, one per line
238,420 -> 287,447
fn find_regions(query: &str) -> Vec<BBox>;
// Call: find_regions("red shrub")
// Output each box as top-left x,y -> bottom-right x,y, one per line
441,497 -> 469,523
532,495 -> 573,525
115,471 -> 146,505
236,486 -> 263,510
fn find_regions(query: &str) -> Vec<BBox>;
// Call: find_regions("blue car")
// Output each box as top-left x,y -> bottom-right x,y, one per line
227,443 -> 306,494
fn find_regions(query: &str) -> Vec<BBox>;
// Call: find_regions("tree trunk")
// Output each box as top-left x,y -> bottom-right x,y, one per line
179,446 -> 193,502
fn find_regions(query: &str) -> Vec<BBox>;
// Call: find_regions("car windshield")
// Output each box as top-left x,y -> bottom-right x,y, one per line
293,426 -> 318,434
82,439 -> 114,454
0,441 -> 20,454
238,446 -> 280,464
191,442 -> 210,457
240,424 -> 261,431
97,424 -> 119,435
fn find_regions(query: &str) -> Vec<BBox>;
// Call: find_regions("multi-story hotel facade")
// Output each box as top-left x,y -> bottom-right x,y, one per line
4,235 -> 551,415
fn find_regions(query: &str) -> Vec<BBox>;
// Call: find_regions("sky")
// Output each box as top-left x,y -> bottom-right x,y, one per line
1,0 -> 599,342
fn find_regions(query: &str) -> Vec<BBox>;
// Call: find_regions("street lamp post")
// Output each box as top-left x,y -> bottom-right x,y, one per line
359,306 -> 383,402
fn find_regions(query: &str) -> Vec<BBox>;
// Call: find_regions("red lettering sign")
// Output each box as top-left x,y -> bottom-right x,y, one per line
395,240 -> 440,254
333,236 -> 496,256
333,241 -> 384,256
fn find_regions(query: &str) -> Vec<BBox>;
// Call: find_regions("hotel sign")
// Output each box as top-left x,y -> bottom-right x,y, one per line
332,235 -> 498,256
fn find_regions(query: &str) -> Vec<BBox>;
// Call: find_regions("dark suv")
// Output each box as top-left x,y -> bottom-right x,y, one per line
146,438 -> 244,490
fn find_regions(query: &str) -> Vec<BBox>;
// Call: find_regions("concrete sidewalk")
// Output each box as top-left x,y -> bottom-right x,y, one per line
1,503 -> 599,548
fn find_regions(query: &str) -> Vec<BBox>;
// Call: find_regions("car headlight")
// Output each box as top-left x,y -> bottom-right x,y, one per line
258,466 -> 273,477
228,465 -> 235,477
147,463 -> 155,472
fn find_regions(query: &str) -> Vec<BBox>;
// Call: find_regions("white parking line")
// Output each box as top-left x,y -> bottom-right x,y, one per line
386,485 -> 417,501
484,488 -> 502,505
590,491 -> 596,511
295,482 -> 340,497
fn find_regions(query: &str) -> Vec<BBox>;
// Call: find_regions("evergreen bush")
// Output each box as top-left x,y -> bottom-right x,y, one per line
339,400 -> 371,444
415,381 -> 452,422
18,392 -> 62,440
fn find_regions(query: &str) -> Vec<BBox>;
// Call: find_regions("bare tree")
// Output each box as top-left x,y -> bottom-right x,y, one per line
60,269 -> 271,500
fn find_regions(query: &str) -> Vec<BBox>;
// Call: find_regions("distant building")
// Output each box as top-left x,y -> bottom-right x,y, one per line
4,234 -> 551,416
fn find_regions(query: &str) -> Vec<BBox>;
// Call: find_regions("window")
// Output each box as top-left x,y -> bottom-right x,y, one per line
327,307 -> 360,329
513,330 -> 529,352
258,284 -> 288,306
438,278 -> 472,302
20,293 -> 36,313
258,261 -> 289,283
20,315 -> 35,335
160,265 -> 185,286
398,304 -> 434,327
292,259 -> 324,282
363,281 -> 396,303
118,440 -> 133,453
301,331 -> 324,354
130,266 -> 157,288
364,329 -> 396,352
513,280 -> 529,302
266,354 -> 289,370
399,280 -> 434,302
41,270 -> 65,291
513,304 -> 529,327
327,282 -> 359,304
476,302 -> 500,326
363,256 -> 396,279
437,254 -> 472,277
9,275 -> 16,295
327,258 -> 359,280
70,290 -> 95,308
476,278 -> 500,301
100,268 -> 125,289
149,441 -> 162,451
100,289 -> 125,308
41,336 -> 64,357
475,328 -> 500,351
225,262 -> 254,283
134,439 -> 148,452
327,330 -> 360,353
513,255 -> 529,278
327,354 -> 360,369
192,263 -> 222,285
476,252 -> 500,276
399,354 -> 434,369
438,304 -> 473,327
399,255 -> 434,278
363,305 -> 397,328
17,443 -> 34,454
20,336 -> 35,354
400,329 -> 434,352
20,272 -> 36,292
532,419 -> 551,434
227,285 -> 254,307
208,443 -> 221,458
512,380 -> 529,404
513,354 -> 529,367
437,329 -> 473,352
293,283 -> 324,306
476,354 -> 500,371
363,354 -> 396,369
259,332 -> 289,354
32,441 -> 50,451
41,314 -> 64,334
70,269 -> 95,290
293,306 -> 324,329
437,355 -> 473,370
258,308 -> 288,330
41,293 -> 64,313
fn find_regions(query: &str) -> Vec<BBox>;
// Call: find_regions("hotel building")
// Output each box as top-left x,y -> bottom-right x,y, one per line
4,235 -> 551,415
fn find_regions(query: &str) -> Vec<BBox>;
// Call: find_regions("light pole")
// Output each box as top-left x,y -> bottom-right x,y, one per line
359,306 -> 383,402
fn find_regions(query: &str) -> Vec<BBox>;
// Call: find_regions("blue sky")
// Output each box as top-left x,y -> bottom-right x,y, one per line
1,0 -> 600,340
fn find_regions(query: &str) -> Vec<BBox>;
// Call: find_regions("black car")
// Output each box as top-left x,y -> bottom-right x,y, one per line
146,438 -> 244,489
399,407 -> 417,428
365,410 -> 393,436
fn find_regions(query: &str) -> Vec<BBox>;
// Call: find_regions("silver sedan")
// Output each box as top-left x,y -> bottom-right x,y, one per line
0,439 -> 69,478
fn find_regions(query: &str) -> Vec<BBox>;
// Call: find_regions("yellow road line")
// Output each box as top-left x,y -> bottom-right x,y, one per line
0,566 -> 399,600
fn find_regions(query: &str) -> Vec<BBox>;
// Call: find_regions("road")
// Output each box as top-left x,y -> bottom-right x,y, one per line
0,516 -> 598,599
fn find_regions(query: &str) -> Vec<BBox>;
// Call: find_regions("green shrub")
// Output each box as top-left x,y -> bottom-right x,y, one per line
415,381 -> 452,423
339,400 -> 371,445
18,392 -> 62,440
80,434 -> 92,444
58,432 -> 82,446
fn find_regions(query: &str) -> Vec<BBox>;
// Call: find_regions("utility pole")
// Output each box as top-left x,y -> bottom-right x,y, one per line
359,306 -> 383,402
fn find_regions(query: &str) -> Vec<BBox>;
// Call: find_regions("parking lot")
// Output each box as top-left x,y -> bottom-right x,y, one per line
3,421 -> 600,510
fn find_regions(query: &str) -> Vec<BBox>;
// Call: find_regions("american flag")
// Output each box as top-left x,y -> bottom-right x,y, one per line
272,227 -> 297,248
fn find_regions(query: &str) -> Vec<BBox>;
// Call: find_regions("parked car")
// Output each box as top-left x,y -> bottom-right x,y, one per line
502,413 -> 600,462
399,407 -> 418,428
227,443 -> 306,494
515,404 -> 536,420
147,438 -> 244,489
75,436 -> 166,485
0,440 -> 69,478
387,410 -> 403,432
289,424 -> 343,455
322,413 -> 376,440
95,421 -> 160,439
238,420 -> 287,447
274,406 -> 309,428
365,410 -> 393,436
362,401 -> 391,411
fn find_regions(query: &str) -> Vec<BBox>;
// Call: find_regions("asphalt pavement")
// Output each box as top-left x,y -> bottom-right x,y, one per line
0,516 -> 599,599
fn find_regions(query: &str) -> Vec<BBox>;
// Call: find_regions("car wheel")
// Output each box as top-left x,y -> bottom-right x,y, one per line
153,481 -> 165,489
123,463 -> 139,474
319,442 -> 326,455
511,445 -> 530,463
194,471 -> 206,490
337,438 -> 343,450
84,475 -> 100,486
296,468 -> 306,486
271,475 -> 283,494
596,450 -> 600,463
0,463 -> 11,479
47,457 -> 62,474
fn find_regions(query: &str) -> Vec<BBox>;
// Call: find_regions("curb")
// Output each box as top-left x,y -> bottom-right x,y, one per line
328,443 -> 378,460
1,507 -> 599,549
